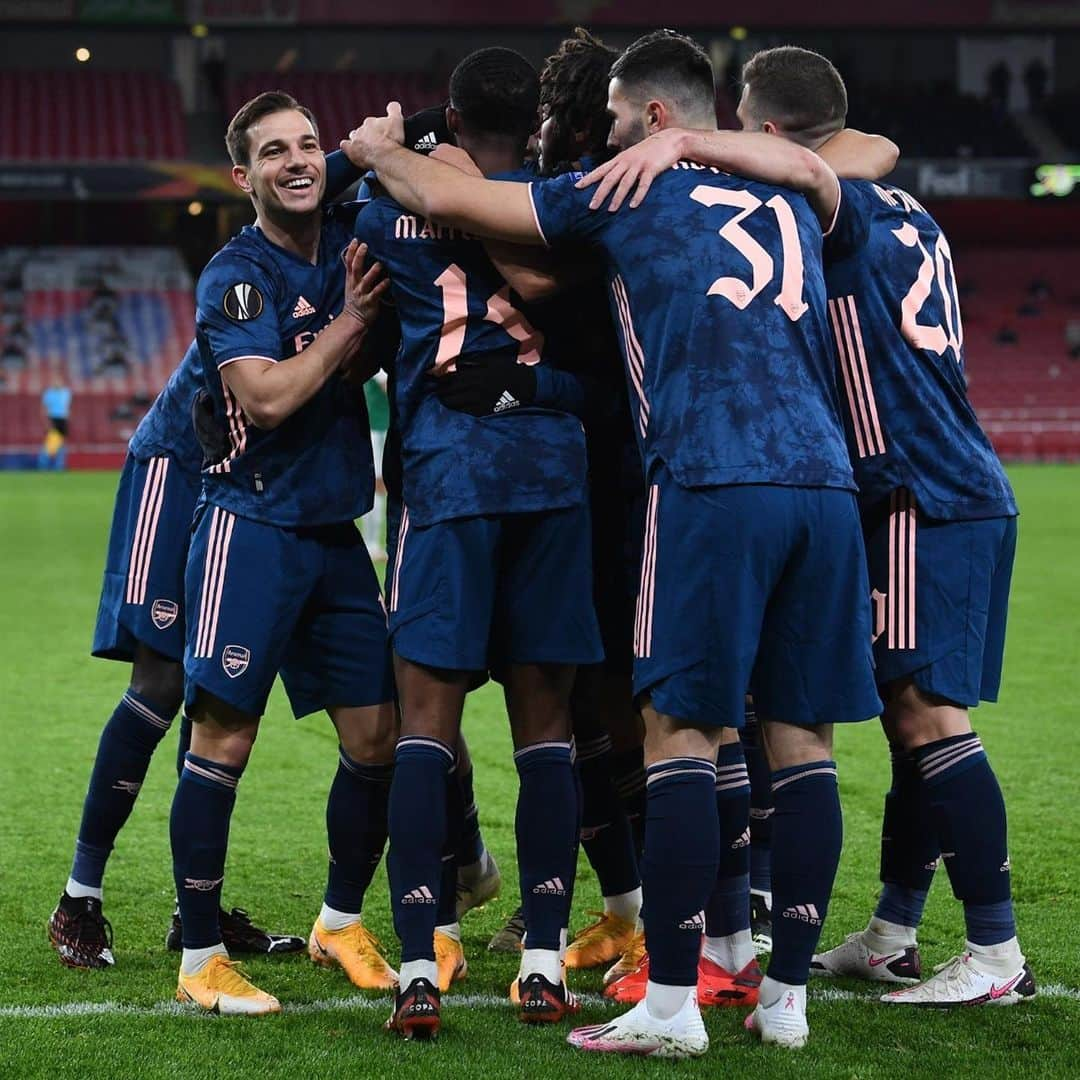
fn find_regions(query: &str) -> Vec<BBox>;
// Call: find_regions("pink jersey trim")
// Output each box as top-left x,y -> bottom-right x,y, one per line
526,183 -> 551,248
126,455 -> 169,606
216,354 -> 278,369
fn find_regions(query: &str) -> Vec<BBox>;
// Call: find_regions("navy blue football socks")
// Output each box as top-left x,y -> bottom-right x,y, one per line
642,757 -> 719,986
456,757 -> 485,867
768,760 -> 843,986
874,743 -> 939,929
610,745 -> 647,856
170,752 -> 243,948
70,689 -> 174,891
515,740 -> 577,951
175,712 -> 192,780
913,732 -> 1016,946
740,710 -> 773,895
324,748 -> 392,915
438,753 -> 463,928
705,742 -> 752,940
576,734 -> 641,899
388,736 -> 454,963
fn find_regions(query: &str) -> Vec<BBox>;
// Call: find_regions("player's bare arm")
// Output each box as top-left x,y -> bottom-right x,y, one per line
578,128 -> 840,228
222,240 -> 387,430
815,128 -> 899,180
340,104 -> 543,245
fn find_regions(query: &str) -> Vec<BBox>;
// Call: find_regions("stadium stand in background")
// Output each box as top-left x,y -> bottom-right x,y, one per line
0,12 -> 1078,466
0,248 -> 193,468
0,72 -> 187,161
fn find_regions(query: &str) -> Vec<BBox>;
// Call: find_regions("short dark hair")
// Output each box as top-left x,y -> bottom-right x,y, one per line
225,90 -> 318,166
608,29 -> 715,121
540,27 -> 619,166
741,47 -> 847,144
449,47 -> 540,140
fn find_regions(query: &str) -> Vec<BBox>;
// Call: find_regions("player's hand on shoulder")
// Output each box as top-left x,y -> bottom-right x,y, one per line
341,240 -> 390,330
429,144 -> 483,178
341,103 -> 406,169
576,129 -> 689,212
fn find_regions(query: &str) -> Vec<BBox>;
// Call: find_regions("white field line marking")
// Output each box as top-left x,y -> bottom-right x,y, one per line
0,984 -> 1077,1019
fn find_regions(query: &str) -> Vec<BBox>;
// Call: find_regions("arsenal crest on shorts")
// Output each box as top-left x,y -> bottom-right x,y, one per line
222,644 -> 251,678
151,598 -> 179,630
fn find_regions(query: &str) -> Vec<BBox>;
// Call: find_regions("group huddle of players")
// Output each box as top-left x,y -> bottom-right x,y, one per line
47,27 -> 1034,1058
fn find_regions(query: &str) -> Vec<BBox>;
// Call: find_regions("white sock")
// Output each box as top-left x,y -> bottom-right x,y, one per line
558,926 -> 568,964
644,980 -> 694,1021
181,943 -> 227,976
399,959 -> 438,987
520,947 -> 562,984
604,886 -> 643,924
319,904 -> 361,932
435,921 -> 461,942
702,929 -> 756,973
968,937 -> 1023,975
758,974 -> 804,1011
866,916 -> 917,950
634,915 -> 645,934
66,877 -> 103,901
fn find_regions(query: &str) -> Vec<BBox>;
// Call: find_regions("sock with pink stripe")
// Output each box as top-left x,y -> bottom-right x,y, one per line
767,759 -> 842,986
69,688 -> 176,893
704,742 -> 752,947
515,741 -> 578,953
913,732 -> 1016,945
170,752 -> 243,949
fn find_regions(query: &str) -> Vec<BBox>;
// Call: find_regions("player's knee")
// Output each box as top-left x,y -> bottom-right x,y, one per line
333,701 -> 398,763
758,718 -> 833,771
129,645 -> 184,715
187,690 -> 259,768
882,680 -> 971,750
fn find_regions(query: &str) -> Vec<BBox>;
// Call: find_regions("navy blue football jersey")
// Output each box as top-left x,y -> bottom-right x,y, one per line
127,341 -> 204,474
353,171 -> 587,527
529,163 -> 854,491
194,214 -> 374,527
824,181 -> 1016,520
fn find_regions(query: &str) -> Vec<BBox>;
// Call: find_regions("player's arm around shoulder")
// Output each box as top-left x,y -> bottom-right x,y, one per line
578,128 -> 840,230
340,105 -> 543,245
216,241 -> 387,431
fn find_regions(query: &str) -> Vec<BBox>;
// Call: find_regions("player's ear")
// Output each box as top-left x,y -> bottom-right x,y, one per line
761,120 -> 779,136
231,163 -> 253,194
446,106 -> 462,138
645,99 -> 666,135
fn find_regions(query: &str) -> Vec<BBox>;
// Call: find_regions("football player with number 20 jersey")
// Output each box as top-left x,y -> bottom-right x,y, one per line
732,47 -> 1033,1011
342,30 -> 881,1056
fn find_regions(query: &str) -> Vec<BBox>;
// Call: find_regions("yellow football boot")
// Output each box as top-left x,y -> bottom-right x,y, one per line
434,930 -> 468,992
564,911 -> 636,970
176,954 -> 281,1016
308,918 -> 399,990
603,929 -> 647,986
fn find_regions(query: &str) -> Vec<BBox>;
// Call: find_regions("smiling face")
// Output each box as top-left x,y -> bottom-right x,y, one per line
232,108 -> 326,219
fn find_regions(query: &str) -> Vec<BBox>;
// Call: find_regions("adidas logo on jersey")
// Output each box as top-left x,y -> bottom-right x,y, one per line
532,877 -> 566,896
678,911 -> 705,931
493,390 -> 520,412
413,130 -> 439,152
401,886 -> 437,904
782,904 -> 822,925
292,295 -> 316,319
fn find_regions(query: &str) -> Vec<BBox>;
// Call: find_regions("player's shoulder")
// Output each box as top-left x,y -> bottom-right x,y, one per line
197,227 -> 282,301
845,179 -> 934,223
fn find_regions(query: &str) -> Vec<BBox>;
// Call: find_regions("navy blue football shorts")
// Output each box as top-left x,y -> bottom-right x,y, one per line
93,452 -> 198,664
183,503 -> 394,718
386,503 -> 604,673
863,488 -> 1016,706
633,469 -> 882,729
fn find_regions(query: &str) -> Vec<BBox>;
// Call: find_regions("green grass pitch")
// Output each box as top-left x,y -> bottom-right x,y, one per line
1,466 -> 1077,1078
